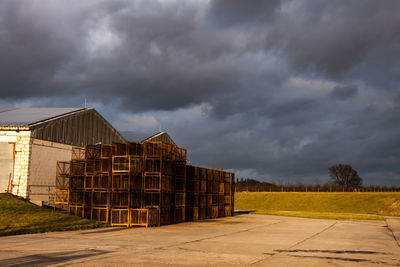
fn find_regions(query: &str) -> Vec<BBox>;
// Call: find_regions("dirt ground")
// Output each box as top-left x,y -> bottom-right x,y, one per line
0,214 -> 399,266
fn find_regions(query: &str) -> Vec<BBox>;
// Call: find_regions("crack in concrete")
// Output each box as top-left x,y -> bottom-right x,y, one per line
250,221 -> 338,265
386,220 -> 400,249
154,220 -> 283,250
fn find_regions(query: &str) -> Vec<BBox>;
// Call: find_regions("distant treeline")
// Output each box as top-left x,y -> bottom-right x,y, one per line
235,178 -> 400,192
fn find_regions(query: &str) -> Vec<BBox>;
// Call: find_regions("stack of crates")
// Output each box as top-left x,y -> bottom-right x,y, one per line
199,167 -> 208,220
54,161 -> 71,211
185,166 -> 199,221
111,142 -> 143,226
55,141 -> 234,227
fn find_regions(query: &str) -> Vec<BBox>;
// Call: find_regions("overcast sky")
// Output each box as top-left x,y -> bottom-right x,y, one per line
1,0 -> 399,185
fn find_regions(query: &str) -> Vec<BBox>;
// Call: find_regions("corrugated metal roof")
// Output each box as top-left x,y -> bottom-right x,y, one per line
0,107 -> 86,125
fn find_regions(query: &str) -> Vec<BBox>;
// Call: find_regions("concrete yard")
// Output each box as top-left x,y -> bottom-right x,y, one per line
0,214 -> 399,266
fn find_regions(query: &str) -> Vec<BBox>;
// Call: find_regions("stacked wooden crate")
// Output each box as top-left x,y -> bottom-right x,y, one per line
55,141 -> 234,227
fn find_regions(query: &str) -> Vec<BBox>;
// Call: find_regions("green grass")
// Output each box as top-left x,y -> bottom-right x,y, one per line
235,192 -> 400,220
0,193 -> 105,236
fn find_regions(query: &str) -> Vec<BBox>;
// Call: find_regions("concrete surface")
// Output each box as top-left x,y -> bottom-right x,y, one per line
0,214 -> 399,266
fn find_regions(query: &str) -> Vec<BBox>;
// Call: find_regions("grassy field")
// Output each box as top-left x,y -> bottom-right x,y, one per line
235,192 -> 400,220
0,193 -> 104,236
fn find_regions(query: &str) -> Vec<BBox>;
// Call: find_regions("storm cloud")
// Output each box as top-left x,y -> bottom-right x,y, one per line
0,0 -> 399,185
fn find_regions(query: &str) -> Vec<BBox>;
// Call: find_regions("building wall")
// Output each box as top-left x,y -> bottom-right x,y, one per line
28,138 -> 72,205
0,130 -> 31,198
0,142 -> 14,193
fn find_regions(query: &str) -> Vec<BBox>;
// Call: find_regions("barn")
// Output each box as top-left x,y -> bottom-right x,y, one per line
0,107 -> 125,204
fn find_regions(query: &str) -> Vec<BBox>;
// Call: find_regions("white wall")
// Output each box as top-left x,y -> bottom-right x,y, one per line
29,138 -> 72,205
0,130 -> 31,198
0,142 -> 14,192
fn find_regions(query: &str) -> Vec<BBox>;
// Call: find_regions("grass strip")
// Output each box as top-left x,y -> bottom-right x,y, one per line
251,210 -> 385,220
0,193 -> 105,236
235,192 -> 400,220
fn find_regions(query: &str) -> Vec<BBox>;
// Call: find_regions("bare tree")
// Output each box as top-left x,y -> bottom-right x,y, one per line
329,164 -> 362,191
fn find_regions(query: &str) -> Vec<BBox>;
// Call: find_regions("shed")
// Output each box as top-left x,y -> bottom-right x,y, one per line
0,107 -> 125,204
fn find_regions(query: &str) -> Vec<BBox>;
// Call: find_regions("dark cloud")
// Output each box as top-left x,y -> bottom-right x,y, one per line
330,85 -> 358,100
206,0 -> 282,27
0,0 -> 399,185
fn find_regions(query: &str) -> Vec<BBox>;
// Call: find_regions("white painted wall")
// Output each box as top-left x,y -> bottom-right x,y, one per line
0,142 -> 14,192
29,138 -> 72,205
0,130 -> 31,198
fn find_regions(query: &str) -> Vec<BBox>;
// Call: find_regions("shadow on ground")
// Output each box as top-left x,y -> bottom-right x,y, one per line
0,249 -> 110,267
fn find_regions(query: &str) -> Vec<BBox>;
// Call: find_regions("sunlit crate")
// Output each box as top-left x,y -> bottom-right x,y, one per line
143,142 -> 162,157
72,146 -> 85,160
70,175 -> 84,190
111,191 -> 129,207
69,205 -> 84,217
112,156 -> 142,173
144,158 -> 161,172
144,173 -> 161,191
84,175 -> 93,189
69,191 -> 85,205
224,206 -> 232,217
161,143 -> 174,160
130,209 -> 148,227
111,209 -> 129,226
55,176 -> 70,189
128,142 -> 143,156
92,207 -> 109,223
148,208 -> 161,227
91,191 -> 109,206
71,160 -> 85,175
54,189 -> 69,204
162,161 -> 173,176
113,142 -> 129,156
111,173 -> 130,190
85,145 -> 101,159
92,174 -> 110,190
56,161 -> 71,177
219,183 -> 225,194
175,148 -> 187,163
224,195 -> 231,205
